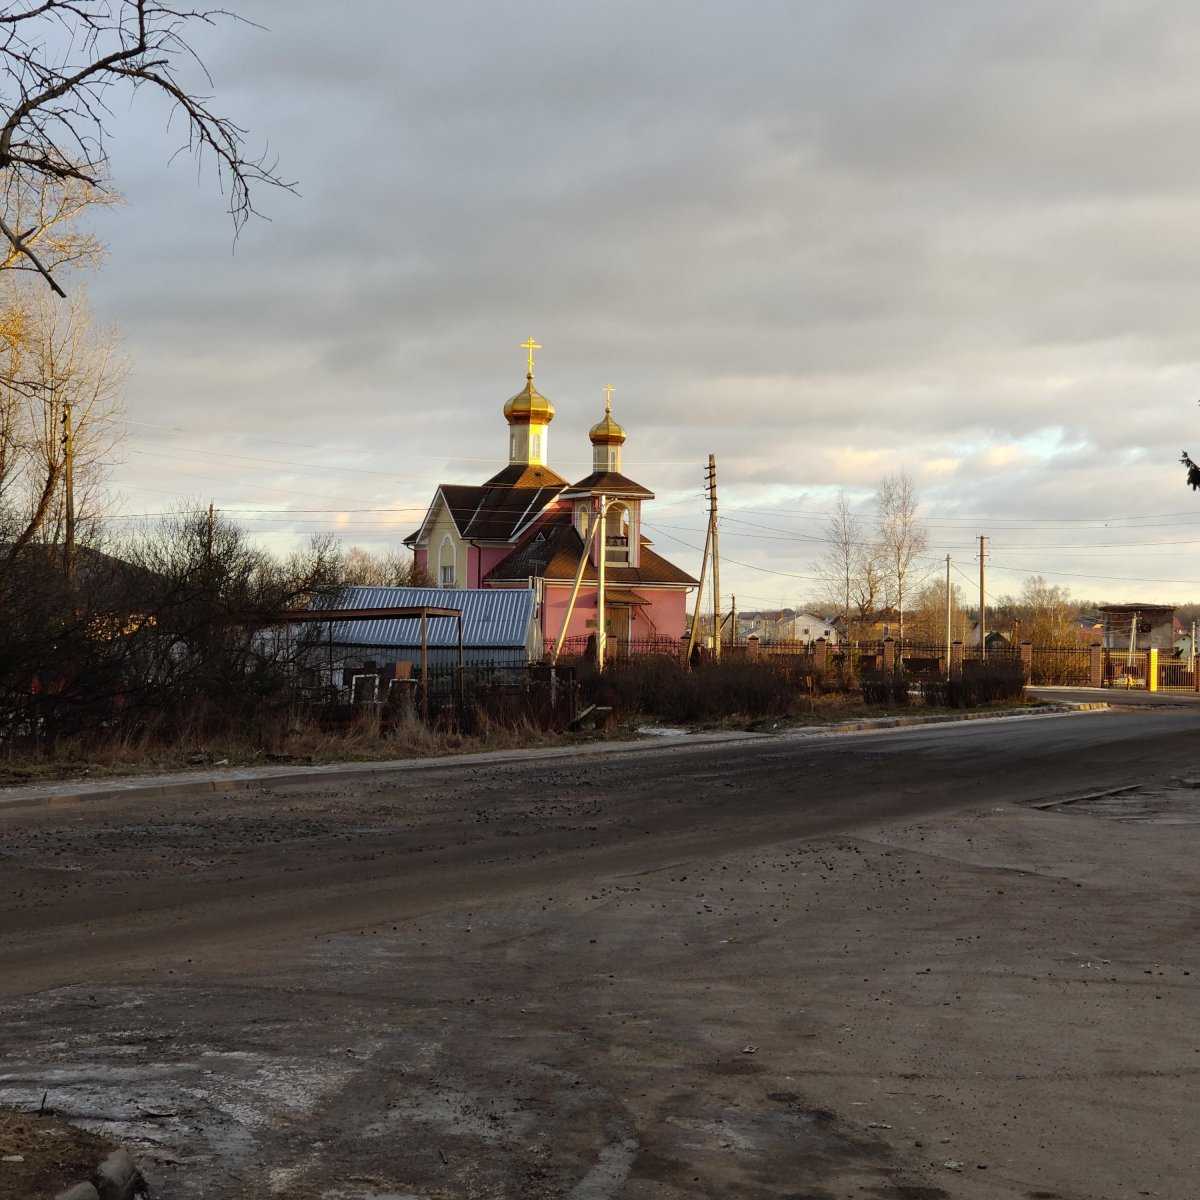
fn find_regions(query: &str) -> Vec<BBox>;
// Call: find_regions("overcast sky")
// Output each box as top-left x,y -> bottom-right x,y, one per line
79,0 -> 1200,607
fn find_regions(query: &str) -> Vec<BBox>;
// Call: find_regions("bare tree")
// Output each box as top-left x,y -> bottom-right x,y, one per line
0,0 -> 292,293
342,544 -> 433,588
0,284 -> 125,564
817,491 -> 858,627
848,546 -> 883,633
876,471 -> 927,642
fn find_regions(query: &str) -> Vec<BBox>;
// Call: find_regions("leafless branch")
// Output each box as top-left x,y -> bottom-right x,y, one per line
0,0 -> 292,289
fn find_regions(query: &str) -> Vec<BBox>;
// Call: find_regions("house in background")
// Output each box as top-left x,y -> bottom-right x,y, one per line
968,622 -> 1013,652
1099,604 -> 1176,651
403,346 -> 697,652
735,609 -> 839,644
774,610 -> 839,644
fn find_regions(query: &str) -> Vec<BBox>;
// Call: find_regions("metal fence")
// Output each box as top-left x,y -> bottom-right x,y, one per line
557,636 -> 685,661
1028,645 -> 1091,686
1156,657 -> 1197,693
292,651 -> 578,729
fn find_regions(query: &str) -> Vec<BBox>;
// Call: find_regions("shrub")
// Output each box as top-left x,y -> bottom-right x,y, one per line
859,672 -> 911,706
921,661 -> 1025,708
579,656 -> 800,724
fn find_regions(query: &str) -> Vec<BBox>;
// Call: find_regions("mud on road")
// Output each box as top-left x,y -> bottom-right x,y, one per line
1,710 -> 1198,1199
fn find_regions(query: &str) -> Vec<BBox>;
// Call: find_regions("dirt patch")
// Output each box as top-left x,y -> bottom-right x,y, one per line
0,1106 -> 115,1200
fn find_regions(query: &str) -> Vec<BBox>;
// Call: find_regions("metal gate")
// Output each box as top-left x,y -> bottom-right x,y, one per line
1103,650 -> 1147,689
1156,657 -> 1198,693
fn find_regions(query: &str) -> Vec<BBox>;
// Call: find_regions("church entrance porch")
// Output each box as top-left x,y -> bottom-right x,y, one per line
604,603 -> 631,656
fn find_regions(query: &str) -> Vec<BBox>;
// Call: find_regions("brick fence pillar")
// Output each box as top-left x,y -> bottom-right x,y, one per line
747,634 -> 760,660
950,640 -> 963,679
1020,640 -> 1033,682
813,637 -> 828,676
882,637 -> 897,677
1089,643 -> 1104,688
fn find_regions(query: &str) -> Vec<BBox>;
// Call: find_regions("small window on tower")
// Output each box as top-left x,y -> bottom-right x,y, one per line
531,432 -> 541,459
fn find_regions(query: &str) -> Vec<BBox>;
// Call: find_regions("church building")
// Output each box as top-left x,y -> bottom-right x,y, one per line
403,341 -> 697,654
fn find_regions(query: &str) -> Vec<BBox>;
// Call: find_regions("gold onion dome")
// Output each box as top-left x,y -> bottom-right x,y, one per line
589,387 -> 626,444
503,373 -> 555,425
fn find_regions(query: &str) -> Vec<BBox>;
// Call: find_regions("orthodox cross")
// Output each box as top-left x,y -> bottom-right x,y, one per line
603,384 -> 614,415
520,337 -> 542,377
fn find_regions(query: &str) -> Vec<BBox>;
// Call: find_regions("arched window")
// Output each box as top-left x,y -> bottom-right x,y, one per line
605,503 -> 630,564
439,535 -> 456,588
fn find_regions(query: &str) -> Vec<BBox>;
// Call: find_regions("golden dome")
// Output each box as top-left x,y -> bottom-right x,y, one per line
589,410 -> 626,444
503,374 -> 556,426
589,386 -> 626,444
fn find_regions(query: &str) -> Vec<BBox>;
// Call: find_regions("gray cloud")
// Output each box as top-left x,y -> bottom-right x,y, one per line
72,0 -> 1200,602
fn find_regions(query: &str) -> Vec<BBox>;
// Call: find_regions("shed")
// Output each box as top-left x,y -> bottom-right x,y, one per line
306,586 -> 541,668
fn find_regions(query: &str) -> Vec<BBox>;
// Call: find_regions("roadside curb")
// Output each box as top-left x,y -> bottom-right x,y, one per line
775,701 -> 1108,741
0,703 -> 1109,813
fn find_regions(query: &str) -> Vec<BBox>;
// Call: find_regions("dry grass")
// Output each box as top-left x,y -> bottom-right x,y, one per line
0,1106 -> 116,1200
0,710 -> 566,786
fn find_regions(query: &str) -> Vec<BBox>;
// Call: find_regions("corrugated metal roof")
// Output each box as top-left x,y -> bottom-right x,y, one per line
309,586 -> 536,648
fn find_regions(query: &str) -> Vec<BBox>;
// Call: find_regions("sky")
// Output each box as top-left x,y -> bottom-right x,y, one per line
70,0 -> 1200,609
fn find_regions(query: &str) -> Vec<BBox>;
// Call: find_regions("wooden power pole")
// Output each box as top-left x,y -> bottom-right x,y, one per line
61,399 -> 75,582
708,454 -> 721,661
978,534 -> 987,661
945,554 -> 952,679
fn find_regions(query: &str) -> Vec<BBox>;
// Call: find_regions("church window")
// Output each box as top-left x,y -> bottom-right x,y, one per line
439,535 -> 456,588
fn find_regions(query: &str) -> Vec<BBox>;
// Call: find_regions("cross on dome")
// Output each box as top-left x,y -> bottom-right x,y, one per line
520,336 -> 542,377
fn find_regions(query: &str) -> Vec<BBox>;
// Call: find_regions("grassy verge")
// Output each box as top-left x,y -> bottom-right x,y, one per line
0,696 -> 1052,789
0,1106 -> 116,1200
0,713 -> 572,787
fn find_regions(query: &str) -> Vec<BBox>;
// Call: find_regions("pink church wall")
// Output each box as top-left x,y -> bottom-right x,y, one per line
541,584 -> 690,644
413,546 -> 428,574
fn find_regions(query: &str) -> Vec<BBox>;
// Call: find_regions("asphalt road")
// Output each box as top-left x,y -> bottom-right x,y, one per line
2,707 -> 1198,1199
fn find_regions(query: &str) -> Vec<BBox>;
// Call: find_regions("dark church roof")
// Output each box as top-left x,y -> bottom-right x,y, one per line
561,470 -> 654,499
404,481 -> 565,546
485,518 -> 697,587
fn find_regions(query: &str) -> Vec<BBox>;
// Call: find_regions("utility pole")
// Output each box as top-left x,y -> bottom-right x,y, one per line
685,482 -> 712,664
945,554 -> 952,679
730,595 -> 737,648
978,534 -> 987,661
708,454 -> 721,661
61,398 -> 75,582
1191,618 -> 1197,674
205,502 -> 215,564
596,493 -> 608,669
